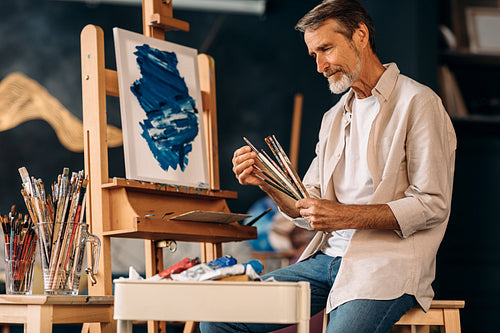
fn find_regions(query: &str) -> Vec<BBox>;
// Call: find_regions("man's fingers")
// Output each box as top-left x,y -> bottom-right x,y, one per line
237,165 -> 254,184
233,158 -> 255,177
295,198 -> 316,210
232,145 -> 252,161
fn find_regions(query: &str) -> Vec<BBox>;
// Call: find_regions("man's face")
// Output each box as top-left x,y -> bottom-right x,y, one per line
304,19 -> 362,94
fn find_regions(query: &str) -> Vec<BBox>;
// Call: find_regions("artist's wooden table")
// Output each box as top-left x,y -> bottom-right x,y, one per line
0,295 -> 114,332
114,280 -> 311,333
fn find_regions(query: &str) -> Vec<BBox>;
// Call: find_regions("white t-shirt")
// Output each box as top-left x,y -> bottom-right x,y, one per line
322,94 -> 380,258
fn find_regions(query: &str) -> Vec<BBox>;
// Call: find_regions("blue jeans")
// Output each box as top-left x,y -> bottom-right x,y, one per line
199,252 -> 416,333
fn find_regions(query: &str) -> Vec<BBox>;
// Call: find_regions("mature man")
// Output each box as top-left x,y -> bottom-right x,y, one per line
201,0 -> 456,332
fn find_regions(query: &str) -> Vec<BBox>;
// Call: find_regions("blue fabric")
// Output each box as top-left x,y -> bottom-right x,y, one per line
199,253 -> 416,333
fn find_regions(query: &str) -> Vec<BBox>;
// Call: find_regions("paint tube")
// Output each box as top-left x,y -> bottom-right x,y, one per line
200,260 -> 264,281
159,257 -> 200,278
206,255 -> 237,269
170,255 -> 237,282
146,257 -> 200,281
171,259 -> 263,282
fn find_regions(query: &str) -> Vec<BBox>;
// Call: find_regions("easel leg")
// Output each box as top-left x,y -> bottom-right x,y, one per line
200,242 -> 222,262
145,239 -> 167,333
117,320 -> 132,333
184,242 -> 223,333
183,321 -> 197,333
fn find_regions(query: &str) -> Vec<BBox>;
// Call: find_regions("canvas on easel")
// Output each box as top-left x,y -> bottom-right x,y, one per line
113,27 -> 210,188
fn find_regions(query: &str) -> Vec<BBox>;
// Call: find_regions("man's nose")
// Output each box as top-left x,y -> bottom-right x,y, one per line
316,55 -> 328,74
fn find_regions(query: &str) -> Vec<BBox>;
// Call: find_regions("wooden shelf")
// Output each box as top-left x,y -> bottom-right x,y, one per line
103,217 -> 257,243
451,115 -> 500,136
451,114 -> 500,123
100,177 -> 256,242
440,50 -> 500,67
102,177 -> 238,200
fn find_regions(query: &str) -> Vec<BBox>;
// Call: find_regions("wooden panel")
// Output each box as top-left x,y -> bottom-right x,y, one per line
51,305 -> 113,323
395,300 -> 465,326
430,300 -> 465,309
0,295 -> 113,305
105,219 -> 256,243
150,13 -> 190,32
105,69 -> 119,97
395,308 -> 444,326
102,177 -> 236,199
0,305 -> 29,322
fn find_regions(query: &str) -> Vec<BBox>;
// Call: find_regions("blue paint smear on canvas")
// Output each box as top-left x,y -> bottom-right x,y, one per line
130,44 -> 198,172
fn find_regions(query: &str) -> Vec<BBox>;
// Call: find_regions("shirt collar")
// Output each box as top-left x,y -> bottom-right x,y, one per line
372,62 -> 400,101
343,62 -> 400,112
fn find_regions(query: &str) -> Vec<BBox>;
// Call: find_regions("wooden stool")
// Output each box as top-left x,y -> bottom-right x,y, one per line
0,295 -> 114,333
321,300 -> 465,333
394,300 -> 465,333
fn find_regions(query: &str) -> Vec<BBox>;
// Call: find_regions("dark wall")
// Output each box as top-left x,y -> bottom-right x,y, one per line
434,121 -> 500,332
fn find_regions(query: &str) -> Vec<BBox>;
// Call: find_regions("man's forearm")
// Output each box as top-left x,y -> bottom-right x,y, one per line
340,203 -> 400,230
296,198 -> 401,232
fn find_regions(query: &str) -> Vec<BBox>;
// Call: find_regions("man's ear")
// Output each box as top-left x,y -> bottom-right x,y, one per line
353,23 -> 370,50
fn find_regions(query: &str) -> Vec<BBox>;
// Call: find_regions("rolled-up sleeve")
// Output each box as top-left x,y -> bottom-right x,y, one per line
387,94 -> 456,238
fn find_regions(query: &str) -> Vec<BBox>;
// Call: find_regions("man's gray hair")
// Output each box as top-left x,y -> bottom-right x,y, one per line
295,0 -> 377,54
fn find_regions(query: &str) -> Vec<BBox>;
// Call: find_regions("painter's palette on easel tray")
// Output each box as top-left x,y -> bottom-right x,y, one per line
171,211 -> 251,224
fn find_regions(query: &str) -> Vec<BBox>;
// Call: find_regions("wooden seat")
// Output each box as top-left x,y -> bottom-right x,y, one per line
394,300 -> 465,333
321,300 -> 465,333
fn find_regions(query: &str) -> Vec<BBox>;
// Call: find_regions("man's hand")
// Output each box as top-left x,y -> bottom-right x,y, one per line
232,145 -> 300,218
296,198 -> 350,231
232,146 -> 264,186
296,198 -> 400,231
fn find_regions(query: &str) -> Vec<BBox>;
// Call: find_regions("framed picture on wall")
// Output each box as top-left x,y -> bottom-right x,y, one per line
448,0 -> 499,50
113,28 -> 210,188
466,7 -> 500,54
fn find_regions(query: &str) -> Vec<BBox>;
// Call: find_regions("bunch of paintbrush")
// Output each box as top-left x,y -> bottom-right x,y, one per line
18,166 -> 88,290
0,205 -> 37,289
243,135 -> 309,200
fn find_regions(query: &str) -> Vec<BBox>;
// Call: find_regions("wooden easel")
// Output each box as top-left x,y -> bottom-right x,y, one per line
81,0 -> 257,332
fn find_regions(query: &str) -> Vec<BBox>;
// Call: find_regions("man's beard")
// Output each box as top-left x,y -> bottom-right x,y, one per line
324,56 -> 361,94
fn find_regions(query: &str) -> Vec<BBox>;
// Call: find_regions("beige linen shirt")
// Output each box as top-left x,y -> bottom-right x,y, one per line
293,63 -> 457,312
